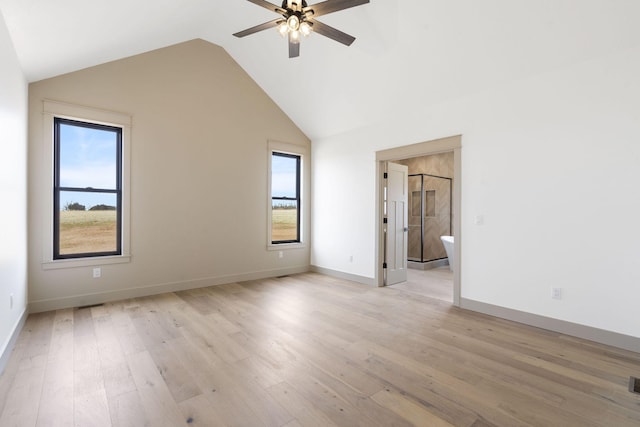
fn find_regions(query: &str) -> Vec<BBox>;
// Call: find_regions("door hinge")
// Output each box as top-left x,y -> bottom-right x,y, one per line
383,218 -> 388,224
383,262 -> 387,269
383,172 -> 388,179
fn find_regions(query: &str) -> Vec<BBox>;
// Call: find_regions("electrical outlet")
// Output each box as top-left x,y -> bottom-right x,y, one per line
349,255 -> 353,263
551,287 -> 562,300
93,267 -> 101,278
10,293 -> 13,309
278,251 -> 283,259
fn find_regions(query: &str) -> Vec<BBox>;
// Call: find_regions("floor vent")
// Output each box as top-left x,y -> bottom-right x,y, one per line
630,376 -> 640,394
76,303 -> 104,310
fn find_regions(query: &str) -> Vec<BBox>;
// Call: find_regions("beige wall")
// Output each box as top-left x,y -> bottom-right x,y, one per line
28,39 -> 311,312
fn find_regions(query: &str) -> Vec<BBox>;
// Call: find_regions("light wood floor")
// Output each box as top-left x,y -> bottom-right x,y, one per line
1,273 -> 639,426
391,266 -> 454,302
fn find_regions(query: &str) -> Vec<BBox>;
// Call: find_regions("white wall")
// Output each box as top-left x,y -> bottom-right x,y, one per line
312,45 -> 640,339
0,10 -> 28,370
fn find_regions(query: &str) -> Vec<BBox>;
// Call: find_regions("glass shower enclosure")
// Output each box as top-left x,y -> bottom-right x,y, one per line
408,174 -> 452,264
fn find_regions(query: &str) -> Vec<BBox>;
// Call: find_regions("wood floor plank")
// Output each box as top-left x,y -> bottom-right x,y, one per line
1,272 -> 639,426
93,308 -> 138,402
0,362 -> 46,426
160,334 -> 272,427
107,301 -> 149,356
148,340 -> 203,404
177,394 -> 226,427
107,389 -> 149,427
356,346 -> 525,426
125,350 -> 187,426
232,355 -> 286,389
73,307 -> 112,426
430,322 -> 640,424
170,300 -> 250,364
267,381 -> 340,427
36,309 -> 74,426
371,387 -> 455,427
1,312 -> 56,425
74,389 -> 112,427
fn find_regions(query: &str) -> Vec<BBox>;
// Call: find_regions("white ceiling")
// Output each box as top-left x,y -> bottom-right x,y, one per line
1,0 -> 639,140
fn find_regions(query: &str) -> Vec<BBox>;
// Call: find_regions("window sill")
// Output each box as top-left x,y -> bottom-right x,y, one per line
267,243 -> 306,251
42,254 -> 131,270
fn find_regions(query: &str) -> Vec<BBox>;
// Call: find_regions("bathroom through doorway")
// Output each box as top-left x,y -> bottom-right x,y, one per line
375,135 -> 461,306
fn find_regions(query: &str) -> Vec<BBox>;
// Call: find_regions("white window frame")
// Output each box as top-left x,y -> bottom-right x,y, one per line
42,100 -> 132,269
267,140 -> 308,250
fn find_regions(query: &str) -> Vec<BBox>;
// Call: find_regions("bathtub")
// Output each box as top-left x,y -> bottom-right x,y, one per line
440,236 -> 454,272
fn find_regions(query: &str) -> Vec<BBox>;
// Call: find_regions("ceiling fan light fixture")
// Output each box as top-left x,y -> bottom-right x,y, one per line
287,15 -> 300,31
300,21 -> 312,37
278,22 -> 289,37
290,30 -> 301,43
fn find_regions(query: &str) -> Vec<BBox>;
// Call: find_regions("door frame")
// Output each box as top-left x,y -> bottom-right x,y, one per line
375,135 -> 462,307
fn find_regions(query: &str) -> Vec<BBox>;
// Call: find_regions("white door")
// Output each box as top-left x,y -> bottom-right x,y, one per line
385,162 -> 408,285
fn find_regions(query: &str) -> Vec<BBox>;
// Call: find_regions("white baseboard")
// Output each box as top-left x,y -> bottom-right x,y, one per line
309,265 -> 376,286
28,265 -> 310,313
461,298 -> 640,353
0,307 -> 28,376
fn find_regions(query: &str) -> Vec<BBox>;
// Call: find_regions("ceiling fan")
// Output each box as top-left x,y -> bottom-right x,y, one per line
233,0 -> 370,58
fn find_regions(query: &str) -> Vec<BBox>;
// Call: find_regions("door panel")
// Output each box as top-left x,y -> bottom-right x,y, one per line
385,162 -> 408,285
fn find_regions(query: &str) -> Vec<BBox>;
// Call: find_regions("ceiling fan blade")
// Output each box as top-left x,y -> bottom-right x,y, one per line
246,0 -> 287,15
303,0 -> 369,18
289,37 -> 300,58
309,19 -> 356,46
233,18 -> 283,38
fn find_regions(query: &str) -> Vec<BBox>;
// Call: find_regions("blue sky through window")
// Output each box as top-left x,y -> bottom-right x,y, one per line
271,154 -> 297,199
59,123 -> 118,210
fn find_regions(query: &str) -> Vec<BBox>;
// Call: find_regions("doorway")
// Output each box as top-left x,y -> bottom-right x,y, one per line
376,135 -> 461,307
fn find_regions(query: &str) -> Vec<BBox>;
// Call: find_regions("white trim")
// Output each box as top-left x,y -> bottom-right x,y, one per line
42,254 -> 132,270
41,100 -> 132,269
29,265 -> 310,314
0,307 -> 28,376
461,298 -> 640,353
266,242 -> 306,251
43,100 -> 132,126
309,265 -> 376,286
267,139 -> 309,250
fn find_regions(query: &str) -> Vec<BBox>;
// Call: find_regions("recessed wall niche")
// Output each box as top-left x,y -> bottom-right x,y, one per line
425,190 -> 436,217
413,190 -> 436,217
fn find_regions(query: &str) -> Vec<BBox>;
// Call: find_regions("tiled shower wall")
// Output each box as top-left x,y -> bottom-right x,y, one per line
396,152 -> 454,180
397,152 -> 454,262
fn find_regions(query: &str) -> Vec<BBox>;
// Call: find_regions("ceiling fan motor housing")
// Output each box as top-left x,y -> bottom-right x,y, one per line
282,1 -> 308,12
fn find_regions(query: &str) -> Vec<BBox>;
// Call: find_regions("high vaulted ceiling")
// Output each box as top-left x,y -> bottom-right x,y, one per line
1,0 -> 639,140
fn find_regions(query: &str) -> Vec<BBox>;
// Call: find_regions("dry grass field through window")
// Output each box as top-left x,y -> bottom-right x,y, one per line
272,208 -> 297,241
59,210 -> 117,254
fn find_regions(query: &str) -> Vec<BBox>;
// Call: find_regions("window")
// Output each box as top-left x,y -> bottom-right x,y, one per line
54,118 -> 122,259
42,100 -> 131,268
271,152 -> 301,244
